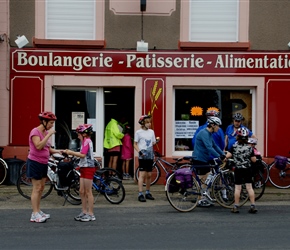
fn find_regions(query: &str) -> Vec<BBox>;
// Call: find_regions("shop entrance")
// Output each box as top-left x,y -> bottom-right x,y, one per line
103,87 -> 135,177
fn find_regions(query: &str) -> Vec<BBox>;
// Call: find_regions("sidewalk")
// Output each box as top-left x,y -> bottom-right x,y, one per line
0,180 -> 289,209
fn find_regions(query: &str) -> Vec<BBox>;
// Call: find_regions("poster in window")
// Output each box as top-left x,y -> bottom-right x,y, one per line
72,112 -> 85,130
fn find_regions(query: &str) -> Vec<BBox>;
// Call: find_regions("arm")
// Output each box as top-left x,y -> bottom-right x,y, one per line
32,129 -> 55,150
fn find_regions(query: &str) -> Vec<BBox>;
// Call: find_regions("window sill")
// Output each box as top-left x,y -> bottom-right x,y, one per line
33,37 -> 106,49
179,42 -> 250,51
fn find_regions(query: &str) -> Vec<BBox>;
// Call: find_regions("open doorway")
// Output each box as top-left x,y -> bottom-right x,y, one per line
103,87 -> 135,177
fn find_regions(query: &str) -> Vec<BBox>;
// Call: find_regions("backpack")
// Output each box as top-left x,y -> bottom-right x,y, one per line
165,170 -> 180,193
174,168 -> 193,189
57,161 -> 75,187
274,155 -> 288,170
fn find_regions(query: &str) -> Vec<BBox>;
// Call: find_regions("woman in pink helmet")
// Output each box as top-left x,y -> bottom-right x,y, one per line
27,111 -> 63,223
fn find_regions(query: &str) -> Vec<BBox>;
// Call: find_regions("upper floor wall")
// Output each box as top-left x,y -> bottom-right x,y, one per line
8,0 -> 290,51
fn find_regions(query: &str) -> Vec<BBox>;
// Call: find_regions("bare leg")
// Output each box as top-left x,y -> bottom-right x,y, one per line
138,171 -> 146,192
246,183 -> 255,205
83,178 -> 94,215
31,178 -> 45,213
79,178 -> 87,213
234,184 -> 242,205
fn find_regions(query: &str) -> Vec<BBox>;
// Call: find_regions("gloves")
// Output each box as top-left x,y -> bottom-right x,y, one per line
219,154 -> 226,161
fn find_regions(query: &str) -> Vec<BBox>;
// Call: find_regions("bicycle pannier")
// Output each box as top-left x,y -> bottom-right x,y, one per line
57,161 -> 75,187
175,168 -> 193,189
274,155 -> 288,170
165,170 -> 180,193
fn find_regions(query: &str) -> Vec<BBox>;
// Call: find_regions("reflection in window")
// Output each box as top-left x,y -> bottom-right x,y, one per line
55,90 -> 96,151
175,89 -> 252,151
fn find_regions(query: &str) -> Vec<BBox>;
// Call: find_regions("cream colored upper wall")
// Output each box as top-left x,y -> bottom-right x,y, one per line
0,0 -> 10,146
166,77 -> 264,157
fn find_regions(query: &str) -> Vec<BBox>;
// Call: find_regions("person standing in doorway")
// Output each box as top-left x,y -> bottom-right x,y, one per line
134,115 -> 158,202
27,111 -> 62,223
104,118 -> 124,174
121,125 -> 134,180
65,124 -> 96,222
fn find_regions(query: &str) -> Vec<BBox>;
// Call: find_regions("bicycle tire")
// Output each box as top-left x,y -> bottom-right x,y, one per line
260,160 -> 270,183
16,171 -> 54,200
135,163 -> 161,186
0,158 -> 8,185
269,164 -> 290,188
212,171 -> 249,209
103,177 -> 125,204
165,172 -> 200,212
253,170 -> 266,201
66,172 -> 81,201
98,167 -> 122,180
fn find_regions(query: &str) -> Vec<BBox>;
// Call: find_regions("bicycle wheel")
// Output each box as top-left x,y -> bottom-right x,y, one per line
212,171 -> 249,209
98,167 -> 122,180
260,160 -> 269,183
66,172 -> 81,201
135,163 -> 160,186
165,172 -> 200,212
253,170 -> 266,201
0,158 -> 8,185
103,177 -> 125,204
16,171 -> 53,199
269,164 -> 290,188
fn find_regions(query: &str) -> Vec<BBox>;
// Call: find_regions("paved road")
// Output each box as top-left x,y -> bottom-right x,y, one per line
1,181 -> 290,250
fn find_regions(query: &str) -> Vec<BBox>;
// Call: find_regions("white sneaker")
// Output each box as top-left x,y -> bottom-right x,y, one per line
30,212 -> 47,223
39,210 -> 50,219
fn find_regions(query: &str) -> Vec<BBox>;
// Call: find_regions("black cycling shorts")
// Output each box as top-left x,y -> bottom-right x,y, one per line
138,159 -> 154,172
234,167 -> 252,185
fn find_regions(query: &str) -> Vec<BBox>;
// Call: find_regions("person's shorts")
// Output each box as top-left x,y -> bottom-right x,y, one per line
192,160 -> 210,175
26,158 -> 48,180
234,167 -> 252,185
108,146 -> 121,156
80,167 -> 96,180
138,159 -> 154,172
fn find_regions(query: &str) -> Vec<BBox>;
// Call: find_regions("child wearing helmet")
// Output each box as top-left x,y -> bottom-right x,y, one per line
65,124 -> 96,222
225,127 -> 258,214
134,115 -> 157,202
27,111 -> 62,223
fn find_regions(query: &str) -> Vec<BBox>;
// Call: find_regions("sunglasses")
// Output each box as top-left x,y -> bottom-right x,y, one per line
234,120 -> 241,122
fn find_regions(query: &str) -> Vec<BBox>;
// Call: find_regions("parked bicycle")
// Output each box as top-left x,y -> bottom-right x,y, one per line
17,153 -> 81,205
68,167 -> 126,205
165,157 -> 249,212
135,150 -> 191,186
0,147 -> 9,185
267,154 -> 290,188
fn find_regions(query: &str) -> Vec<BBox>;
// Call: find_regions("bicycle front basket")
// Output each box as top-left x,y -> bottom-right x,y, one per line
274,155 -> 288,170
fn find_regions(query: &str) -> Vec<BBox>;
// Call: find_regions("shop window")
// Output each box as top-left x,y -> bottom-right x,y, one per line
54,90 -> 96,151
174,89 -> 252,151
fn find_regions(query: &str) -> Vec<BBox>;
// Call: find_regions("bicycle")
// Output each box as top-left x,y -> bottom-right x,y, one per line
165,157 -> 249,212
267,154 -> 290,189
0,147 -> 9,185
135,151 -> 191,186
67,167 -> 126,204
17,153 -> 81,205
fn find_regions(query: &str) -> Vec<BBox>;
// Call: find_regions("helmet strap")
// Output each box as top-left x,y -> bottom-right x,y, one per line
41,120 -> 48,130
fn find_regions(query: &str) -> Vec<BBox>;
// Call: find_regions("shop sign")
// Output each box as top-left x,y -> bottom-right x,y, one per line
11,49 -> 290,75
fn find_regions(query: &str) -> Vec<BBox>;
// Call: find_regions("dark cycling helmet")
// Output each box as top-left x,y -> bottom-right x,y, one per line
207,117 -> 222,126
38,111 -> 57,121
76,124 -> 93,134
248,138 -> 258,144
206,110 -> 219,117
138,115 -> 151,125
236,127 -> 249,139
233,113 -> 244,121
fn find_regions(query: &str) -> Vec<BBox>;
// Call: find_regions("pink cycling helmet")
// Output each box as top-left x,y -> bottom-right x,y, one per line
76,124 -> 93,134
138,115 -> 151,125
38,111 -> 57,121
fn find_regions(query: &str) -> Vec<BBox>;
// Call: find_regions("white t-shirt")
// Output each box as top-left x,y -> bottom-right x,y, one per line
134,128 -> 156,160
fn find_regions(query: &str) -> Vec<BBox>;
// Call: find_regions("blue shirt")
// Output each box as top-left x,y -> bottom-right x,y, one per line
225,124 -> 253,150
192,128 -> 225,163
192,122 -> 225,151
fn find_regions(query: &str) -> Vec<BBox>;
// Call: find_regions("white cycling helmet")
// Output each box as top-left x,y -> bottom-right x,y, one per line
207,117 -> 222,126
248,138 -> 258,144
